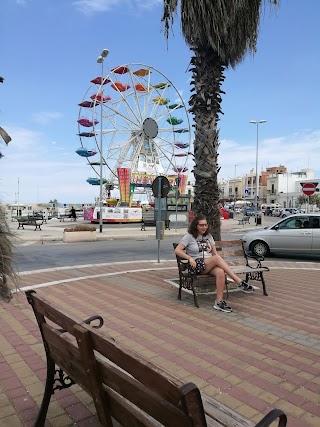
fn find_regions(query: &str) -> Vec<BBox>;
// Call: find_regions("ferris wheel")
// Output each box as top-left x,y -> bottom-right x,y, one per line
77,63 -> 192,197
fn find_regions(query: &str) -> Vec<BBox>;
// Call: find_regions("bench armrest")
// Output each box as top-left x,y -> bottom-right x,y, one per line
241,241 -> 265,267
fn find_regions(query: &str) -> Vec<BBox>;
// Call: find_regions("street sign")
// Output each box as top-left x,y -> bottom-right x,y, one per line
152,176 -> 170,198
302,183 -> 316,196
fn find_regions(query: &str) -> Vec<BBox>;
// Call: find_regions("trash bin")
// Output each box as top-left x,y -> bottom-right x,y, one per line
229,211 -> 234,219
255,213 -> 262,225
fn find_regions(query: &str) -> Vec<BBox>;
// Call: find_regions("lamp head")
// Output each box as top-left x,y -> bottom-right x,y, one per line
97,56 -> 103,63
101,49 -> 109,58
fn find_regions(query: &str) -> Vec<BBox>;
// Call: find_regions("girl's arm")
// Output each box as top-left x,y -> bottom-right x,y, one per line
175,243 -> 196,268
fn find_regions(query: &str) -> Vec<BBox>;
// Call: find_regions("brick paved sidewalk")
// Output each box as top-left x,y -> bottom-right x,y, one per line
1,261 -> 320,426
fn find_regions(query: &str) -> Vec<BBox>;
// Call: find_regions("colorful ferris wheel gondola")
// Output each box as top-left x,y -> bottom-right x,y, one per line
90,93 -> 111,102
174,142 -> 189,149
167,117 -> 183,125
77,132 -> 95,138
86,177 -> 107,185
173,166 -> 189,173
78,101 -> 95,108
76,148 -> 97,157
77,117 -> 99,127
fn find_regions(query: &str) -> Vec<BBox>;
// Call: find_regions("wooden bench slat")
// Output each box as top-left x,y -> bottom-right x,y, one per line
201,393 -> 255,427
30,294 -> 86,335
88,324 -> 183,404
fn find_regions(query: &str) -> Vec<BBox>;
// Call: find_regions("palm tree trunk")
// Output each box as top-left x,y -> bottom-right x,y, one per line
189,47 -> 226,240
0,207 -> 16,303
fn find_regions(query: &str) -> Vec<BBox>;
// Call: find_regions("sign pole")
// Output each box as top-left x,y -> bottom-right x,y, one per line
152,175 -> 170,264
157,177 -> 162,263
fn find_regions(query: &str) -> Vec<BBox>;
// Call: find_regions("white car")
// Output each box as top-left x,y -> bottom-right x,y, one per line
280,208 -> 298,218
242,213 -> 320,256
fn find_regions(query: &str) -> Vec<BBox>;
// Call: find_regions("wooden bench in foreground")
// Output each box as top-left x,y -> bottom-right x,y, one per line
26,290 -> 286,427
173,240 -> 269,308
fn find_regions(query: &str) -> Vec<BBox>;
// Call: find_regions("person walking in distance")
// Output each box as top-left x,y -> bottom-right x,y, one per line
70,207 -> 77,221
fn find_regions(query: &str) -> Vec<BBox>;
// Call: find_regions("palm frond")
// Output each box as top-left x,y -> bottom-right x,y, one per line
163,0 -> 280,67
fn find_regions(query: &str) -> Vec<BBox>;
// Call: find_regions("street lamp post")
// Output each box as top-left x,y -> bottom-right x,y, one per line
97,49 -> 109,233
249,120 -> 267,225
234,164 -> 237,203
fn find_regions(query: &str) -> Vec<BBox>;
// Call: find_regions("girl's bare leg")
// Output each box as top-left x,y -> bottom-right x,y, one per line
205,266 -> 225,301
203,255 -> 242,284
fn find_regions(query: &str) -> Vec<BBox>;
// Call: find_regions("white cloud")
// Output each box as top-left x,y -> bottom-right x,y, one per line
72,0 -> 161,15
31,112 -> 62,126
72,0 -> 123,15
218,129 -> 320,181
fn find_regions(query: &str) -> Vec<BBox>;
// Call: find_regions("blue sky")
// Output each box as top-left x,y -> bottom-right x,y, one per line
1,0 -> 320,204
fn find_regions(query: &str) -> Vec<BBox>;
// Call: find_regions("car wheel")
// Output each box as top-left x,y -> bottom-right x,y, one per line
251,240 -> 270,257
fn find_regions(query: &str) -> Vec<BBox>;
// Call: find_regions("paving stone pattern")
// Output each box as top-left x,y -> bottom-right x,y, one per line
1,260 -> 320,426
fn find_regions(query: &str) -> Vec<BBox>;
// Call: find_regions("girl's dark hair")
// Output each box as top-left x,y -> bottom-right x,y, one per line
188,214 -> 212,238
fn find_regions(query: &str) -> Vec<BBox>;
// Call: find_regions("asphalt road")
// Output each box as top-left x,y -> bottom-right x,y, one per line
13,231 -> 244,272
13,224 -> 320,272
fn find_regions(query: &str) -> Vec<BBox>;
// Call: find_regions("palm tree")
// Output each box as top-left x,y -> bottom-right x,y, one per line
162,0 -> 279,240
0,206 -> 16,303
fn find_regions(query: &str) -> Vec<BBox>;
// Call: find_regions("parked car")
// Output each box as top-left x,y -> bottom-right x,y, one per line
280,208 -> 298,218
272,207 -> 284,217
243,207 -> 261,217
242,213 -> 320,256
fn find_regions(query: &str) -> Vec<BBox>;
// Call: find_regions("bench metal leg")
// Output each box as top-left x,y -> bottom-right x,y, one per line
260,273 -> 268,296
191,284 -> 200,308
177,281 -> 182,301
34,355 -> 55,427
245,272 -> 268,296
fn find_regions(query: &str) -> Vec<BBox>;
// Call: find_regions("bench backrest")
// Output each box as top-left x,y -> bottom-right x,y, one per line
26,290 -> 207,427
214,240 -> 245,266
